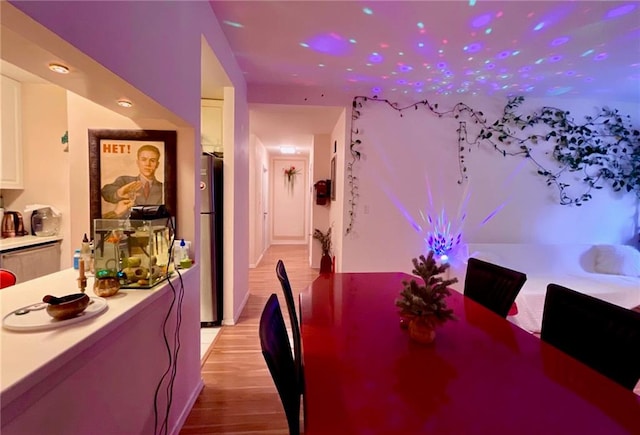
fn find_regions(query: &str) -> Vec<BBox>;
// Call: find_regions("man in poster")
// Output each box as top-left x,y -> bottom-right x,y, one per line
101,144 -> 164,218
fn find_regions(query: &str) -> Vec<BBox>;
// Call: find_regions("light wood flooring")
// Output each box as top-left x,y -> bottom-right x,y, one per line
180,244 -> 318,434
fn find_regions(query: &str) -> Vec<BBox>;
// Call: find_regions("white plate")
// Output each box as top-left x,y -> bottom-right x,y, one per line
2,297 -> 108,332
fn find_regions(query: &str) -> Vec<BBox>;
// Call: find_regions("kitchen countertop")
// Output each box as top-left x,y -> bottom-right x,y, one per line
0,235 -> 62,253
0,266 -> 195,410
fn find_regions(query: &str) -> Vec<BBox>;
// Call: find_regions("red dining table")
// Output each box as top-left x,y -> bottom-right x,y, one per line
299,272 -> 640,434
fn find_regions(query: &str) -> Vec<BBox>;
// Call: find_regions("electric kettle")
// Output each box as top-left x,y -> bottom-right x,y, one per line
2,211 -> 27,238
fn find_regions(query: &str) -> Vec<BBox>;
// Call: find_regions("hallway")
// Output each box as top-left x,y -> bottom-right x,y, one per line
181,244 -> 318,434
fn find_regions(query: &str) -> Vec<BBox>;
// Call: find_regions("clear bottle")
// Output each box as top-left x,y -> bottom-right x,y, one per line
81,233 -> 91,268
173,239 -> 187,267
73,249 -> 81,270
89,239 -> 95,274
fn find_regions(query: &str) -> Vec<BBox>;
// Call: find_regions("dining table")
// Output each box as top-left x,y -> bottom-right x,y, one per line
299,272 -> 640,434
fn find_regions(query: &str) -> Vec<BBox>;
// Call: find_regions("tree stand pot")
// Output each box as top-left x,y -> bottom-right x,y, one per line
320,253 -> 332,274
408,318 -> 436,344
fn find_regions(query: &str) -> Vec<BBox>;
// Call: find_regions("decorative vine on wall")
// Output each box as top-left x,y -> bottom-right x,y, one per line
346,95 -> 640,235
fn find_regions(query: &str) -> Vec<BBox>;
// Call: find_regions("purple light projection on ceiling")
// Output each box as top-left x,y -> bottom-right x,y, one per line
550,36 -> 570,47
471,13 -> 493,28
306,33 -> 351,55
605,3 -> 636,19
213,1 -> 640,100
464,42 -> 483,53
369,52 -> 384,63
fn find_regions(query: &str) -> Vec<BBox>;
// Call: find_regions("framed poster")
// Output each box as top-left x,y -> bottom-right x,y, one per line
88,129 -> 177,228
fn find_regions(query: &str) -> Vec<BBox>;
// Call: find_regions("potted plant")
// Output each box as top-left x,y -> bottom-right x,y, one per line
313,227 -> 332,274
283,165 -> 300,194
395,251 -> 458,344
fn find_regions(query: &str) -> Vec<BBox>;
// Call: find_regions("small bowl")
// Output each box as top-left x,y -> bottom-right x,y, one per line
44,293 -> 90,320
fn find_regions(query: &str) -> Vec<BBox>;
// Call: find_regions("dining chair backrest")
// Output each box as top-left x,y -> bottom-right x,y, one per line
464,257 -> 527,318
541,283 -> 640,390
0,269 -> 17,289
259,293 -> 300,434
276,259 -> 304,393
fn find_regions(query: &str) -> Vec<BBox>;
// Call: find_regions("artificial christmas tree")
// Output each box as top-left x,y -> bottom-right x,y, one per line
396,251 -> 458,344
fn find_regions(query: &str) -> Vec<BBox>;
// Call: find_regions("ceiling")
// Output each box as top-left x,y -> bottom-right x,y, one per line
212,1 -> 639,154
0,60 -> 48,84
3,2 -> 636,157
1,7 -> 189,128
249,103 -> 343,154
212,1 -> 639,100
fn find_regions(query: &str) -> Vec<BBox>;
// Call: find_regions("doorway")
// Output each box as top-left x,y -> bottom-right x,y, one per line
271,157 -> 308,244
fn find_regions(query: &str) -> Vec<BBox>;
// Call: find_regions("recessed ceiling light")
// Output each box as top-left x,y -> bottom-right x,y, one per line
280,146 -> 296,154
117,100 -> 133,108
48,63 -> 70,74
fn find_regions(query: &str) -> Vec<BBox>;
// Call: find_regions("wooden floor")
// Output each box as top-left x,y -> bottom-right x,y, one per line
180,245 -> 318,434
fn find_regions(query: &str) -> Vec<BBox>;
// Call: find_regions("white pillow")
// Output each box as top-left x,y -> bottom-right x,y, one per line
469,250 -> 502,265
592,244 -> 640,277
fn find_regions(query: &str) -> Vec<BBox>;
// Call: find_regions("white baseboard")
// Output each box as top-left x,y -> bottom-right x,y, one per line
170,379 -> 204,434
249,251 -> 265,268
270,240 -> 307,245
223,288 -> 250,326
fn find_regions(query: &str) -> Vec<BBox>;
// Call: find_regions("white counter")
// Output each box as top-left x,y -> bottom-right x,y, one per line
0,234 -> 62,252
0,267 -> 203,435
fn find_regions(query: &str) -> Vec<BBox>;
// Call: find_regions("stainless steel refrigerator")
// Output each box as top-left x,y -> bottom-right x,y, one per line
200,153 -> 223,326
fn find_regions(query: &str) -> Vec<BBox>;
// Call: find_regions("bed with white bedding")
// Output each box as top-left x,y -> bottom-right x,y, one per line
450,243 -> 640,334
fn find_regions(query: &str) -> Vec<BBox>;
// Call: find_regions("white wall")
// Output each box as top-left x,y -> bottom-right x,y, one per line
4,86 -> 192,271
4,85 -> 146,270
248,133 -> 269,267
340,95 -> 639,273
331,109 -> 348,272
223,86 -> 250,325
310,134 -> 331,267
3,84 -> 69,267
3,2 -> 248,431
66,92 -> 139,262
10,0 -> 252,326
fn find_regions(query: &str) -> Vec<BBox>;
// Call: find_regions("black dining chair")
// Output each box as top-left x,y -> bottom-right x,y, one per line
259,293 -> 301,435
463,257 -> 527,318
541,283 -> 640,390
276,259 -> 304,394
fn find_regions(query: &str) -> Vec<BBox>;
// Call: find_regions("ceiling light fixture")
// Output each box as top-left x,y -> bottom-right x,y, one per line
117,99 -> 133,108
48,63 -> 70,74
280,146 -> 296,155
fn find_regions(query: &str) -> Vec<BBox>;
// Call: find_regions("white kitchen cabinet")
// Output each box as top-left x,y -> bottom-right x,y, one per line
201,98 -> 223,153
0,75 -> 23,189
0,241 -> 61,283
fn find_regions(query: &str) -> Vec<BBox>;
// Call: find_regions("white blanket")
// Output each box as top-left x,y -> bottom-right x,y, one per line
453,243 -> 640,334
510,273 -> 640,333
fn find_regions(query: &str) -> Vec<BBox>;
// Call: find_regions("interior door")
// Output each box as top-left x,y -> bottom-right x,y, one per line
261,165 -> 268,251
271,158 -> 307,243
